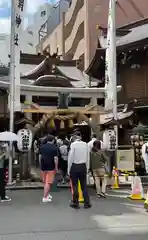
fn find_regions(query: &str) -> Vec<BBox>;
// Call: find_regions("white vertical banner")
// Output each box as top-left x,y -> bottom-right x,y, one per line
104,0 -> 118,148
14,0 -> 25,111
9,0 -> 25,111
105,0 -> 117,113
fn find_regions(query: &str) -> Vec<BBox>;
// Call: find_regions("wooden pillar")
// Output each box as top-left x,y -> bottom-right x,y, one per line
20,95 -> 33,180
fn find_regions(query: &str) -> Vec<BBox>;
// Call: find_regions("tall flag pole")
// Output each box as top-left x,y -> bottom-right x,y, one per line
105,0 -> 118,148
9,0 -> 25,183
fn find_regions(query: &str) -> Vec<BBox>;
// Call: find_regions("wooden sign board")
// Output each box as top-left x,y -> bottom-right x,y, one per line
116,149 -> 135,171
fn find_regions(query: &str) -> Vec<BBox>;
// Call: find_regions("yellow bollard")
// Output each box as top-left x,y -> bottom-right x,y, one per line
78,180 -> 84,203
112,173 -> 119,189
112,167 -> 119,189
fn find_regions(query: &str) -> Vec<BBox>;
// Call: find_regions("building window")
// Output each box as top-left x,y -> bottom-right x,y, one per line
28,43 -> 33,47
41,10 -> 46,17
28,30 -> 33,36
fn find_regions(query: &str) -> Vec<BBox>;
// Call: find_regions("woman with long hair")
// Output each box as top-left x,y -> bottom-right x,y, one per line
90,140 -> 108,198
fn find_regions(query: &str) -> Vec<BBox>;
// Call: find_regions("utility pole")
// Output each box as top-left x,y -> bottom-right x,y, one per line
8,0 -> 16,184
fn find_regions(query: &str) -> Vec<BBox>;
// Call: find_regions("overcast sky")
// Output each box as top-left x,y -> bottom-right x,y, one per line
0,0 -> 57,34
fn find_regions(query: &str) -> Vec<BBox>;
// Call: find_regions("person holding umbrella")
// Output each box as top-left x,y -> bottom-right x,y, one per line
0,131 -> 19,203
0,143 -> 11,202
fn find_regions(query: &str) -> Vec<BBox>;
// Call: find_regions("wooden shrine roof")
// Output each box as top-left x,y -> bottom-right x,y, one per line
20,53 -> 78,66
86,18 -> 148,79
20,54 -> 91,87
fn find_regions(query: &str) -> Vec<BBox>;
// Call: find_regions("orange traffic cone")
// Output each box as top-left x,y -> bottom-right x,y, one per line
128,176 -> 145,200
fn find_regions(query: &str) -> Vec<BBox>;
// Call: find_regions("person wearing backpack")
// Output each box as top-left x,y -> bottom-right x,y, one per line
90,140 -> 108,198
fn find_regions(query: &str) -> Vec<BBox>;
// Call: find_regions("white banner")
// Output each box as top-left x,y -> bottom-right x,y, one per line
105,0 -> 115,111
9,0 -> 25,111
14,0 -> 25,111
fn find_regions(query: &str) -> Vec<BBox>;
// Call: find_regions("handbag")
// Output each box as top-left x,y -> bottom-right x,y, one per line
97,167 -> 106,177
87,172 -> 94,185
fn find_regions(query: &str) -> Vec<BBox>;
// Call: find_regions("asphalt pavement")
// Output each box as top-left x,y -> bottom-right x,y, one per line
0,188 -> 148,240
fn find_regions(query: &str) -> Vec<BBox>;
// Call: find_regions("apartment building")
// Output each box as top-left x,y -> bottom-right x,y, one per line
37,0 -> 148,71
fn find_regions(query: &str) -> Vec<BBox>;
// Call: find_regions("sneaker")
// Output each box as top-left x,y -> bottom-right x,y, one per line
101,193 -> 107,198
84,204 -> 92,209
48,194 -> 52,199
96,193 -> 101,198
42,197 -> 52,203
69,202 -> 80,209
1,196 -> 11,202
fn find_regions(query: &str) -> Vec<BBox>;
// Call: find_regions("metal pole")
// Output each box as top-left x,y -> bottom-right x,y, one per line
8,0 -> 15,184
111,0 -> 118,148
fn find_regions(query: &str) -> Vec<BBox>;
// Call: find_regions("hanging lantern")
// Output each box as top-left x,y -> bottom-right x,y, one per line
69,119 -> 74,128
60,120 -> 65,129
49,119 -> 55,128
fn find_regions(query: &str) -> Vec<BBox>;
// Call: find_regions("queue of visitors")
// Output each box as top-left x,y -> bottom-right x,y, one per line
38,131 -> 108,209
0,130 -> 109,209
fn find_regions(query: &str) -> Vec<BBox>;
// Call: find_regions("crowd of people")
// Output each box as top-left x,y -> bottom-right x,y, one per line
0,130 -> 110,209
39,131 -> 109,209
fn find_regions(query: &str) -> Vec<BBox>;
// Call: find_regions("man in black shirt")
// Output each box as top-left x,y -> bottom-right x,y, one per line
40,135 -> 58,203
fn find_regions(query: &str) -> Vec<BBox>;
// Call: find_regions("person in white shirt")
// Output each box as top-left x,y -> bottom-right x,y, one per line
68,131 -> 91,209
88,133 -> 97,153
88,133 -> 104,151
